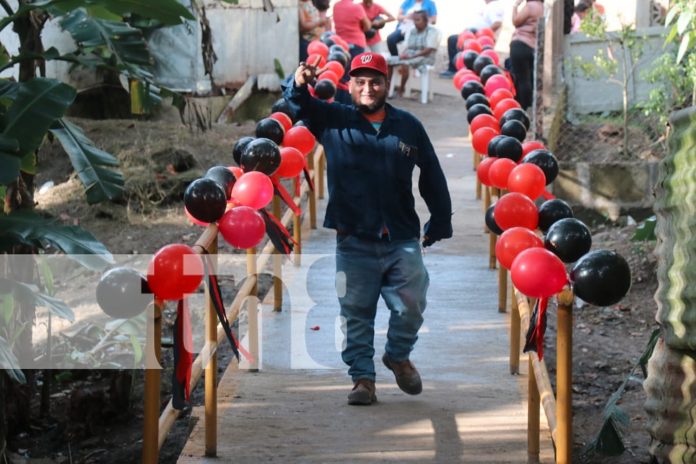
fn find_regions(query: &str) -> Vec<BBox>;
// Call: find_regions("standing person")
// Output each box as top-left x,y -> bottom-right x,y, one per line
386,0 -> 437,57
299,0 -> 329,62
333,0 -> 372,59
509,0 -> 544,110
440,0 -> 504,77
361,0 -> 396,54
387,10 -> 438,97
284,52 -> 453,406
570,2 -> 590,33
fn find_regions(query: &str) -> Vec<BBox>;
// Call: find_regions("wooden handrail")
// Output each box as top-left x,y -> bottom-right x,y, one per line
143,146 -> 322,463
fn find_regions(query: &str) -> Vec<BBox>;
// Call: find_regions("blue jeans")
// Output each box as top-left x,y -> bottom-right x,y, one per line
335,235 -> 429,382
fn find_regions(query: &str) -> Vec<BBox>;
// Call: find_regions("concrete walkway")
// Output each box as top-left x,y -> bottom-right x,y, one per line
179,76 -> 553,463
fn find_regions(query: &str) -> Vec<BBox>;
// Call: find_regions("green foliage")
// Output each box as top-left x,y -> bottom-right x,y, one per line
632,215 -> 657,241
0,336 -> 25,384
663,0 -> 696,105
585,328 -> 660,457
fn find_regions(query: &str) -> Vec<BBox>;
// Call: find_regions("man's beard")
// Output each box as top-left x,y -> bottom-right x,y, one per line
355,95 -> 386,114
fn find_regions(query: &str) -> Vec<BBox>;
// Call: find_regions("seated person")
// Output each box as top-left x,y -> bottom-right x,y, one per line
385,10 -> 438,97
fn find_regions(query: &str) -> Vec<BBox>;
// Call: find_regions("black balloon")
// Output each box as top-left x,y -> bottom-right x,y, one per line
485,203 -> 503,235
487,135 -> 507,157
481,45 -> 494,51
255,118 -> 284,145
500,108 -> 531,130
538,199 -> 574,233
466,103 -> 492,124
328,52 -> 347,67
205,166 -> 236,200
544,218 -> 592,263
495,136 -> 523,162
271,98 -> 294,121
184,177 -> 227,223
463,51 -> 479,71
479,64 -> 502,85
96,267 -> 151,319
320,31 -> 334,43
501,120 -> 527,142
570,250 -> 631,306
465,93 -> 490,110
232,136 -> 255,166
461,80 -> 485,100
240,137 -> 281,175
522,149 -> 559,185
314,79 -> 336,100
473,55 -> 494,75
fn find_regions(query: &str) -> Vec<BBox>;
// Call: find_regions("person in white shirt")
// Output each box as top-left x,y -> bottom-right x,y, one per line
439,0 -> 504,77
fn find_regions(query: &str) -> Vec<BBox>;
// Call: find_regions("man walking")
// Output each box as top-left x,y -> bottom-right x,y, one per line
284,52 -> 452,405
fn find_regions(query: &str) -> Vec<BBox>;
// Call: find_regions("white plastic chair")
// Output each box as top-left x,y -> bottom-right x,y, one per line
386,27 -> 441,104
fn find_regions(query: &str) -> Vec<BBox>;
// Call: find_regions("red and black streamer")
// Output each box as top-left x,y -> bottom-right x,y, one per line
260,209 -> 295,255
172,298 -> 193,410
523,297 -> 549,360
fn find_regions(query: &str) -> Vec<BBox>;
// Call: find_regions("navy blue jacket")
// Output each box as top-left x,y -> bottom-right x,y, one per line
284,82 -> 452,242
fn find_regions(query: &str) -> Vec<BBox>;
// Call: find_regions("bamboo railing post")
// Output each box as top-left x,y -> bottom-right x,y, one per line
307,148 -> 317,229
510,289 -> 520,375
246,248 -> 259,371
143,301 -> 163,463
475,151 -> 482,200
317,147 -> 325,200
204,237 -> 218,457
292,177 -> 302,267
488,232 -> 497,270
556,288 -> 574,464
272,196 -> 283,311
498,266 -> 507,313
528,356 -> 541,464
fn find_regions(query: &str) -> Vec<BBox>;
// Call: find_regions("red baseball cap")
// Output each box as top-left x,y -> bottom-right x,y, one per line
349,52 -> 388,77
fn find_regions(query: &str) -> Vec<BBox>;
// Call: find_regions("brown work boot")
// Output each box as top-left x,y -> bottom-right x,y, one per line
382,353 -> 422,395
347,379 -> 377,405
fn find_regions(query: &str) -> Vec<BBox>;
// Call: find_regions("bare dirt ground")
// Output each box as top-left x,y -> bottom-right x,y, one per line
6,93 -> 662,463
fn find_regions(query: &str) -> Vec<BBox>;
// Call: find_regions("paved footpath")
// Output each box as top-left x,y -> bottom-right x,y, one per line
179,77 -> 553,463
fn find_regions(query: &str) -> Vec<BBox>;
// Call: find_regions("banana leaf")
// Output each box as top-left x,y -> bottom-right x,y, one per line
50,119 -> 124,203
1,78 -> 75,158
0,209 -> 113,271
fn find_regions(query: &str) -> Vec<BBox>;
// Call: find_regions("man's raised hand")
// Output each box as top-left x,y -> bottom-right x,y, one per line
294,55 -> 323,86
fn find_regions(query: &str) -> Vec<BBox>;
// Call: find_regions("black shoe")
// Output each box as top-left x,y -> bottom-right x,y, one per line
347,379 -> 377,405
439,70 -> 455,78
382,353 -> 422,395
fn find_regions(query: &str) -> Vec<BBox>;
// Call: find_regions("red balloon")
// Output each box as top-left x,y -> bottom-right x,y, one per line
231,171 -> 274,210
318,69 -> 339,85
455,52 -> 465,71
307,40 -> 329,59
307,53 -> 326,69
511,248 -> 568,298
478,36 -> 495,48
489,88 -> 515,108
324,60 -> 345,79
276,147 -> 305,178
332,35 -> 350,53
463,39 -> 482,53
455,72 -> 481,90
270,112 -> 292,132
477,156 -> 496,186
485,74 -> 512,97
496,227 -> 544,270
147,244 -> 204,301
283,126 -> 316,156
494,192 -> 539,230
480,49 -> 500,66
472,127 -> 499,155
477,28 -> 495,39
470,114 -> 499,135
218,206 -> 266,249
493,98 -> 521,120
488,158 -> 517,189
522,141 -> 546,156
457,31 -> 476,49
228,166 -> 243,179
507,163 -> 546,200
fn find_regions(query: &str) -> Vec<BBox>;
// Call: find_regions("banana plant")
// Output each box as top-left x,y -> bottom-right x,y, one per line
0,0 -> 193,370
